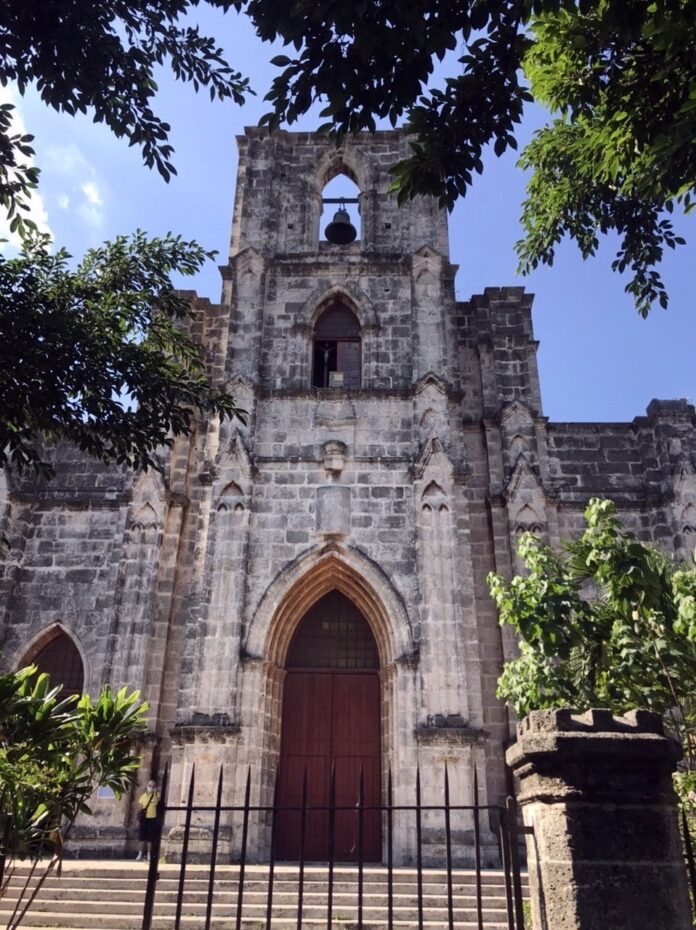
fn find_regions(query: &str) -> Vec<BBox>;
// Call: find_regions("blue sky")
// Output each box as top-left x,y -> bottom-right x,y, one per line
3,6 -> 694,424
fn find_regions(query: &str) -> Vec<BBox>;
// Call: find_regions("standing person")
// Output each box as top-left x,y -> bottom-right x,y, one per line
135,777 -> 161,861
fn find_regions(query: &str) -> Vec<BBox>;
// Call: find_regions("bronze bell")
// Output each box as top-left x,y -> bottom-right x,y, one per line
325,205 -> 357,244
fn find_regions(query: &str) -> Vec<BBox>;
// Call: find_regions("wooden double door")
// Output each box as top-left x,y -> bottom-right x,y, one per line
276,670 -> 381,861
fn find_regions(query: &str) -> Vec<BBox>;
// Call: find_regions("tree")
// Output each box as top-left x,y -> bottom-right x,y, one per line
0,0 -> 251,477
0,667 -> 147,928
0,233 -> 243,477
487,498 -> 696,781
244,0 -> 696,315
0,0 -> 249,235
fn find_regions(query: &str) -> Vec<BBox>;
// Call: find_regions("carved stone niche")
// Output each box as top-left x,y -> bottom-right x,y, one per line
323,440 -> 347,474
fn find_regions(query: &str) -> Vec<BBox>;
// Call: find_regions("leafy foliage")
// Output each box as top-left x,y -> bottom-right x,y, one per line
519,3 -> 694,316
0,1 -> 254,477
0,232 -> 245,477
0,0 -> 250,226
488,498 -> 696,764
0,667 -> 147,922
239,0 -> 696,314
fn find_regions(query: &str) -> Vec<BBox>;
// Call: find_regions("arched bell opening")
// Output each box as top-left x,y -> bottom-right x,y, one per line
319,173 -> 360,244
276,590 -> 382,861
19,626 -> 85,701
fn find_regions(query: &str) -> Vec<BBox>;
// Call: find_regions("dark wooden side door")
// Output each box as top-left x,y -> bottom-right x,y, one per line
276,671 -> 381,861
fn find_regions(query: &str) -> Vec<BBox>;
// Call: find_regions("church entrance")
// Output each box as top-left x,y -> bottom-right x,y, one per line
276,590 -> 382,861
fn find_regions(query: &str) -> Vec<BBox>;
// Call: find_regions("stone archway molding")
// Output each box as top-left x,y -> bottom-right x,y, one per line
245,544 -> 414,669
312,146 -> 374,196
299,282 -> 380,333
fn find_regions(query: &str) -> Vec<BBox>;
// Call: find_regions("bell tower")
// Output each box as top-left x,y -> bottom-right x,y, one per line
220,129 -> 456,390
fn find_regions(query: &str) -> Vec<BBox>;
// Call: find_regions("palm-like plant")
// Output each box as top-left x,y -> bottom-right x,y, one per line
0,667 -> 147,929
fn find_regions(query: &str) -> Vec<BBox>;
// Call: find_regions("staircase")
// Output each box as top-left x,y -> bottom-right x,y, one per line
1,862 -> 528,929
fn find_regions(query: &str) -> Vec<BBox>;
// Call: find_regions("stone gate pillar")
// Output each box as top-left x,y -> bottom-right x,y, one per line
506,709 -> 692,930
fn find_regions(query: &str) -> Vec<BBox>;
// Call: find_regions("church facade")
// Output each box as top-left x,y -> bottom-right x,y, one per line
1,129 -> 695,860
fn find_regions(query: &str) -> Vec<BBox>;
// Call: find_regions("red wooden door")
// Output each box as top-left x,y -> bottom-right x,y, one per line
276,671 -> 381,861
332,674 -> 381,860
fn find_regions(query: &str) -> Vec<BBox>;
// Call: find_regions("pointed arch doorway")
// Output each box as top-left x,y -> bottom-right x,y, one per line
276,590 -> 381,861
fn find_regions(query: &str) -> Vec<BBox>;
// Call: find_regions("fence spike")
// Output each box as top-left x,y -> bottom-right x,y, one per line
387,767 -> 394,930
235,767 -> 252,930
473,768 -> 483,930
204,765 -> 224,930
265,767 -> 279,930
173,764 -> 196,930
327,760 -> 336,930
415,766 -> 423,930
297,766 -> 308,930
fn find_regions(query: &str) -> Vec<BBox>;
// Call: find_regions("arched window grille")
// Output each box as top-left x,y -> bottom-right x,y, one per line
312,303 -> 361,389
24,630 -> 84,700
287,591 -> 378,670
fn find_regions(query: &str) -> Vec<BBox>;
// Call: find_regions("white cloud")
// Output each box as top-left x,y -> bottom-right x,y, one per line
44,143 -> 93,177
77,202 -> 104,229
43,144 -> 106,229
81,181 -> 102,206
0,86 -> 52,249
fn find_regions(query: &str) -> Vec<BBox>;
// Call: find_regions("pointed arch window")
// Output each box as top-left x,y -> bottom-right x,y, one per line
24,629 -> 84,700
312,302 -> 361,389
320,173 -> 360,243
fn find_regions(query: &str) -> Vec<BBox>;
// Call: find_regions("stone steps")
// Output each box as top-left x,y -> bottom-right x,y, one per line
0,862 -> 527,930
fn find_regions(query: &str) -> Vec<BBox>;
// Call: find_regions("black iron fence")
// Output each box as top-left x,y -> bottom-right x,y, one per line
141,764 -> 527,930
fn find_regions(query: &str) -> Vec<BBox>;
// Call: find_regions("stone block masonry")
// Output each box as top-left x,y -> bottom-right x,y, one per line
507,709 -> 692,930
0,129 -> 695,860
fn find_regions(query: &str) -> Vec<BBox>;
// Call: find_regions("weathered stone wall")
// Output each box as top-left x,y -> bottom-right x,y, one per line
1,129 -> 695,859
507,709 -> 691,930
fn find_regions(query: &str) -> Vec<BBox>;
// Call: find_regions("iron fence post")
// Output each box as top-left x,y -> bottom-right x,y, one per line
326,762 -> 336,930
473,769 -> 483,930
506,795 -> 525,930
357,767 -> 364,930
296,768 -> 308,930
444,765 -> 454,930
498,802 -> 516,930
204,766 -> 224,930
415,768 -> 424,930
386,768 -> 393,930
173,765 -> 196,930
235,768 -> 252,930
265,771 -> 279,930
141,764 -> 168,930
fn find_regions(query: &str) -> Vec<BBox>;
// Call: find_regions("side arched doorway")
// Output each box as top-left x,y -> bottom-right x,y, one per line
276,590 -> 381,861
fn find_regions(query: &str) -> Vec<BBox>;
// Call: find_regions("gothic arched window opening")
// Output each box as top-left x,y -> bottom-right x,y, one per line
22,628 -> 84,700
312,302 -> 361,389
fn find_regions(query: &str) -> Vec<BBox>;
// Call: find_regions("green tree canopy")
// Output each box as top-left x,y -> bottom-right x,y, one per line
488,498 -> 696,765
0,233 -> 244,477
241,0 -> 696,315
0,0 -> 249,235
0,0 -> 252,476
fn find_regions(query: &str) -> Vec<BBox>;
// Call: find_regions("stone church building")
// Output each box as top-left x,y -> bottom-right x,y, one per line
1,129 -> 695,860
